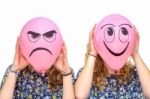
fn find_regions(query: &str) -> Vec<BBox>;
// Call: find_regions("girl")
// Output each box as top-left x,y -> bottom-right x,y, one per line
0,38 -> 75,99
75,25 -> 150,99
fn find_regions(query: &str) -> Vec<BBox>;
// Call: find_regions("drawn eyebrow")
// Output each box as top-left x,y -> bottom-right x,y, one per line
119,24 -> 132,28
27,31 -> 40,35
43,30 -> 57,35
101,24 -> 115,29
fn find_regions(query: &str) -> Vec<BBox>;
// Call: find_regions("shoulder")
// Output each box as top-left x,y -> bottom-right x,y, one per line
71,68 -> 75,81
128,66 -> 145,97
76,68 -> 83,78
129,66 -> 139,81
0,65 -> 13,88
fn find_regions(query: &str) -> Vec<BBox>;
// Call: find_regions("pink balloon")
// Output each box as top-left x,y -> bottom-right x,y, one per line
19,17 -> 63,73
94,14 -> 137,70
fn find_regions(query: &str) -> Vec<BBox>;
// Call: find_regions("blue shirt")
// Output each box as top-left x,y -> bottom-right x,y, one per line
76,67 -> 145,99
0,65 -> 75,99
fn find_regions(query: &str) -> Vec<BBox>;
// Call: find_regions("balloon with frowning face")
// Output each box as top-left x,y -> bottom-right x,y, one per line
94,14 -> 137,70
19,17 -> 63,73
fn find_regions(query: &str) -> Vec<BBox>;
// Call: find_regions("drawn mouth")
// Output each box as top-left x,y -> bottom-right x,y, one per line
103,41 -> 129,56
29,47 -> 52,57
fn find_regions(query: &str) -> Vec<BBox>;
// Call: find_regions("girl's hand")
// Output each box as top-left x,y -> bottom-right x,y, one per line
12,37 -> 28,71
54,43 -> 71,74
87,24 -> 97,56
132,28 -> 140,58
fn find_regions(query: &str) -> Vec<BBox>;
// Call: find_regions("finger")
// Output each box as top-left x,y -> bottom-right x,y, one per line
134,25 -> 140,39
59,48 -> 64,59
63,42 -> 67,54
134,27 -> 140,43
17,37 -> 24,61
18,43 -> 25,58
60,45 -> 65,60
15,37 -> 20,58
60,39 -> 66,53
89,24 -> 97,41
54,57 -> 59,66
137,35 -> 140,48
16,37 -> 19,52
133,25 -> 140,44
63,44 -> 68,60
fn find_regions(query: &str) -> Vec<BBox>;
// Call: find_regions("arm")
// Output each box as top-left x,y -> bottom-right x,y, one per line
54,43 -> 75,99
133,52 -> 150,98
0,66 -> 18,99
0,38 -> 28,99
75,55 -> 96,99
75,25 -> 97,99
132,31 -> 150,98
62,68 -> 74,99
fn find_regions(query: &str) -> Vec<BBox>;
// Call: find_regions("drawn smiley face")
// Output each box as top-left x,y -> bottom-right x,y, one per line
102,23 -> 132,56
94,14 -> 137,70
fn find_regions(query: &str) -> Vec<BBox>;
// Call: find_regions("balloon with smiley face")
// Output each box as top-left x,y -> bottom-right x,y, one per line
94,14 -> 137,70
19,17 -> 63,73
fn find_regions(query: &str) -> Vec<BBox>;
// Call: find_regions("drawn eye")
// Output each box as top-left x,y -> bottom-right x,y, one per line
119,27 -> 129,43
43,30 -> 56,43
27,31 -> 41,43
104,27 -> 115,43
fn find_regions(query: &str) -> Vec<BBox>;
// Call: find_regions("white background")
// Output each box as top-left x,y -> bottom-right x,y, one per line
0,0 -> 150,82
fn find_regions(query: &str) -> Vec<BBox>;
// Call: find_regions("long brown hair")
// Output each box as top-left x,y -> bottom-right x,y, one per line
48,65 -> 63,91
86,45 -> 132,90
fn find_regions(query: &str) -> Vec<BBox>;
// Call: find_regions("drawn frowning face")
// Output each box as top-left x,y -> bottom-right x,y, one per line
20,17 -> 62,73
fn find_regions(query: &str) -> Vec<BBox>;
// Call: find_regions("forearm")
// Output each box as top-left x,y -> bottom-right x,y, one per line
133,53 -> 150,97
63,74 -> 75,99
75,56 -> 95,99
0,71 -> 17,99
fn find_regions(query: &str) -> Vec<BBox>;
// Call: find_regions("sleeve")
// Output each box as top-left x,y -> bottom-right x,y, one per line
129,66 -> 145,98
75,68 -> 83,82
0,65 -> 12,89
71,68 -> 75,84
